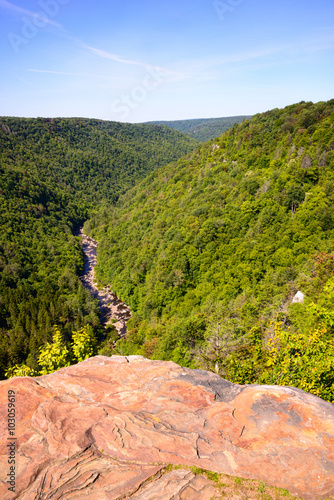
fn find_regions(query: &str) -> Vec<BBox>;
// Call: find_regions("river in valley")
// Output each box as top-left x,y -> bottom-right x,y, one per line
76,227 -> 131,337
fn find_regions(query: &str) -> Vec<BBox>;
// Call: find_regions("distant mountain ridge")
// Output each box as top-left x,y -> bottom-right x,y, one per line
146,115 -> 252,141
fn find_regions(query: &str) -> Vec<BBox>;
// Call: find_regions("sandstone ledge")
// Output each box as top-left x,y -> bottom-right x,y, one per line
0,355 -> 333,499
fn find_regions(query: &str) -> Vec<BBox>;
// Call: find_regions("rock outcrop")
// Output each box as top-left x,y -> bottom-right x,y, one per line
0,356 -> 333,499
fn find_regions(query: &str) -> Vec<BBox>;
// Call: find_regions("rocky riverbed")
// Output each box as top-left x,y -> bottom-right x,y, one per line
77,227 -> 131,337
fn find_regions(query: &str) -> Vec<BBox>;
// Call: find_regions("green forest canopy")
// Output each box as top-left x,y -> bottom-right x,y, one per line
2,102 -> 334,402
146,115 -> 252,142
0,117 -> 197,377
88,100 -> 334,401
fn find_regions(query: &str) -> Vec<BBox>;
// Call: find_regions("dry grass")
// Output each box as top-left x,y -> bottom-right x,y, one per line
190,467 -> 299,500
165,464 -> 334,500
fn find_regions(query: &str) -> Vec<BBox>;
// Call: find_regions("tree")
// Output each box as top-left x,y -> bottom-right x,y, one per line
5,364 -> 37,378
260,322 -> 334,402
196,302 -> 248,376
285,184 -> 305,214
71,325 -> 97,362
5,325 -> 99,378
38,327 -> 71,375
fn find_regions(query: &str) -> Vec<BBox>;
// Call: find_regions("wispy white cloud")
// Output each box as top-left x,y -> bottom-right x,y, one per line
0,0 -> 63,28
158,49 -> 274,85
26,68 -> 126,81
172,37 -> 334,82
216,48 -> 280,66
17,22 -> 334,95
17,77 -> 44,90
83,45 -> 149,68
83,35 -> 334,85
82,44 -> 188,83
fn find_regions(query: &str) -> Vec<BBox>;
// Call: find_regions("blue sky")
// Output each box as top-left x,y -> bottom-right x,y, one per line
1,0 -> 333,122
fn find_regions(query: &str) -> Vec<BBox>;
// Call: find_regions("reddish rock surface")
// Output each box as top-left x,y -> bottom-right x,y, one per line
0,355 -> 333,499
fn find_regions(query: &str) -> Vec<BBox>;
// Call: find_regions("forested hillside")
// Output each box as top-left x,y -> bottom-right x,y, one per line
88,100 -> 334,401
0,117 -> 198,377
147,115 -> 252,142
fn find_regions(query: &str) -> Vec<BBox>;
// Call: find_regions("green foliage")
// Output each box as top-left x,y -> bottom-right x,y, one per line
38,327 -> 71,375
0,117 -> 197,378
258,481 -> 266,493
2,101 -> 334,403
148,115 -> 252,142
259,322 -> 334,402
97,324 -> 119,357
164,464 -> 301,499
71,325 -> 97,362
195,302 -> 249,376
5,364 -> 38,378
6,325 -> 99,377
89,99 -> 334,401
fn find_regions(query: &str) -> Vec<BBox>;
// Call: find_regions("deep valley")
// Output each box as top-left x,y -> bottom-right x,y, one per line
1,101 -> 334,404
